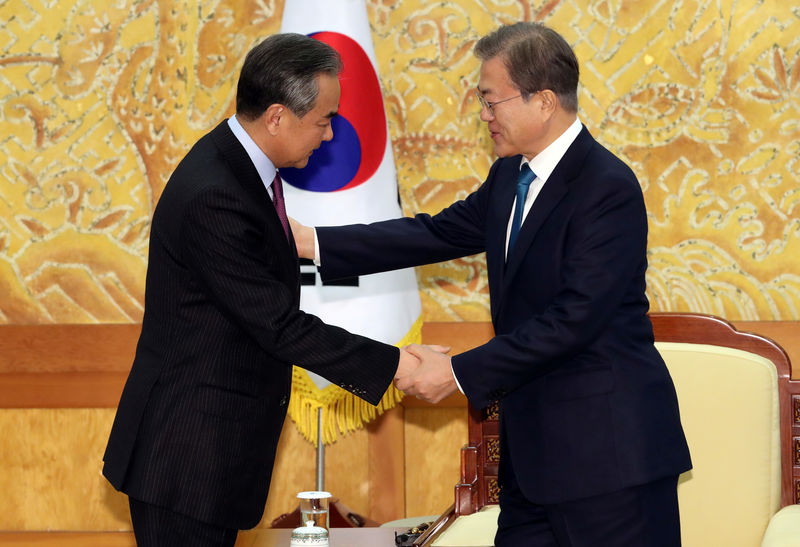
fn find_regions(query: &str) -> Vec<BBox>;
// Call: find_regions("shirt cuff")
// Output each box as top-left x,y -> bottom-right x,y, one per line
313,227 -> 321,266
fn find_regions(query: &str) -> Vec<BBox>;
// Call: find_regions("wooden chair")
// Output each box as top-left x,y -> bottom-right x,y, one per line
416,313 -> 800,546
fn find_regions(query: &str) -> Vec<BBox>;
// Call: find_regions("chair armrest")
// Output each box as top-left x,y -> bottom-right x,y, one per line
762,505 -> 800,546
425,505 -> 499,546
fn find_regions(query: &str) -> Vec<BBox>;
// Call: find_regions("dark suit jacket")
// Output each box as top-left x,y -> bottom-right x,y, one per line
317,126 -> 691,504
102,121 -> 398,529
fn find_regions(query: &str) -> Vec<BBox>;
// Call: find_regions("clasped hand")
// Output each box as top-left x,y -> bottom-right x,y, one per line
395,344 -> 457,404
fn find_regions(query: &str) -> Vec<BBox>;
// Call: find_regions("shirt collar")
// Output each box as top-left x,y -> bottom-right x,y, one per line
520,117 -> 583,181
227,115 -> 277,191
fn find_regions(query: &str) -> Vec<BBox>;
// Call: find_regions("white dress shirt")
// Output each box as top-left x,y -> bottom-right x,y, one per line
227,115 -> 279,199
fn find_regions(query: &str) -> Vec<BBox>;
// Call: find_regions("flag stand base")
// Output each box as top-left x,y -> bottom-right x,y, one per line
271,408 -> 381,528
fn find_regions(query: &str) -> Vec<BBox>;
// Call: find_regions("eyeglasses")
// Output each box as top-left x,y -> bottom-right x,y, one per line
475,90 -> 523,117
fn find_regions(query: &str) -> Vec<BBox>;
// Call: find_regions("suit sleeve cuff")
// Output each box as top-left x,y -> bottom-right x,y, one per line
451,360 -> 464,394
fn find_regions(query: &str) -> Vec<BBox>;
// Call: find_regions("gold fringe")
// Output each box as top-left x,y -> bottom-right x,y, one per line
287,315 -> 423,445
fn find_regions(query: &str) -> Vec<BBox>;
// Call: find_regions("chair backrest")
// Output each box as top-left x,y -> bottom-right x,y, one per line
449,313 -> 800,535
661,341 -> 780,545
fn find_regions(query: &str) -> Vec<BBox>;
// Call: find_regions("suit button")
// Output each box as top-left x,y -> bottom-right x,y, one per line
279,396 -> 288,407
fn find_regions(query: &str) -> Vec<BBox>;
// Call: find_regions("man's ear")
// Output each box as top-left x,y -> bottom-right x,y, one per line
264,104 -> 285,136
538,90 -> 558,115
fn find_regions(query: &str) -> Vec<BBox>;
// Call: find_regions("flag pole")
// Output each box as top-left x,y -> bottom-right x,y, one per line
316,407 -> 324,491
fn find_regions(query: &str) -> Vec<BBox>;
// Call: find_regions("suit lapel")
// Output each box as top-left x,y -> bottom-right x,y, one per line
486,158 -> 519,323
210,121 -> 295,260
495,126 -> 595,316
501,173 -> 568,285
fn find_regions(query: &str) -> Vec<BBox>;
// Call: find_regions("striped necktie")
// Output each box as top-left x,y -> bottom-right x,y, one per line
271,172 -> 290,241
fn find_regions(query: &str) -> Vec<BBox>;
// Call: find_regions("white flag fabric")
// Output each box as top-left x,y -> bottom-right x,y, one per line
280,0 -> 422,443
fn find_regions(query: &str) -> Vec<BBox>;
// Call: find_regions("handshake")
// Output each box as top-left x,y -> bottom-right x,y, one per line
394,344 -> 457,404
289,218 -> 458,404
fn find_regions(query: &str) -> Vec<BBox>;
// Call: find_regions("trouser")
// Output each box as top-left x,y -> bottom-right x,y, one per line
495,475 -> 681,546
128,497 -> 238,547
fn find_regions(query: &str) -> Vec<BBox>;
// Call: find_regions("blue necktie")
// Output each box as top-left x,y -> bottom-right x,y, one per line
508,163 -> 536,252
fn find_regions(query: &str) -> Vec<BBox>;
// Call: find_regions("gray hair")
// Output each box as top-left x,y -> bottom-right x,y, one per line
236,33 -> 342,120
475,22 -> 579,112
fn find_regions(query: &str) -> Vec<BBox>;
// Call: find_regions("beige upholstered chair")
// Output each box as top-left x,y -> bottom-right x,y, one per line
417,313 -> 800,546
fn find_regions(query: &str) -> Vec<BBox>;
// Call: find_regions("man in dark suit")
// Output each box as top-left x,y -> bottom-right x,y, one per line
293,22 -> 691,546
102,33 -> 417,546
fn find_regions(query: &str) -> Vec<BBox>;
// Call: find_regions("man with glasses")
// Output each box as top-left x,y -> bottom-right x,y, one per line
294,22 -> 691,546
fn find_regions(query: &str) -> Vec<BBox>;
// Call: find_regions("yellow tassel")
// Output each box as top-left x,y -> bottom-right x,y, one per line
287,316 -> 423,446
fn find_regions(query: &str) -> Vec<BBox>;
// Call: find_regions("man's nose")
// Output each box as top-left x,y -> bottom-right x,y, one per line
323,125 -> 334,141
479,107 -> 494,122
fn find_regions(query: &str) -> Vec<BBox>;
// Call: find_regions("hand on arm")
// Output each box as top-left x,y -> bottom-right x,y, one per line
395,344 -> 457,404
289,217 -> 315,260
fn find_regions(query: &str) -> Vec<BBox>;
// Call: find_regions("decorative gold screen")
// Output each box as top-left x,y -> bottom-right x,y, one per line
1,0 -> 798,325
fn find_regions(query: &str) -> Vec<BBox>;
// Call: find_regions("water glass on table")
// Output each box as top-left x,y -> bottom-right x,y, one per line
297,491 -> 331,529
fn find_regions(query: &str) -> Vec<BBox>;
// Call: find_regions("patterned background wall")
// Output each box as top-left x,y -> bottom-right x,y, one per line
1,0 -> 799,325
